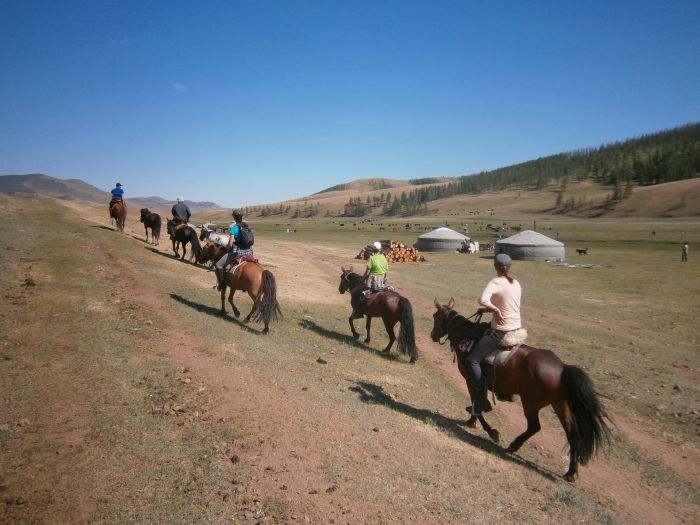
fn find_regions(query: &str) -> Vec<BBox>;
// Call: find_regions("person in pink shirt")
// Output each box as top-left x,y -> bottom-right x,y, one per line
467,253 -> 522,416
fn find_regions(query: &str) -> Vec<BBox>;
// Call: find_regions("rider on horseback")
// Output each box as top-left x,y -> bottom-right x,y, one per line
169,196 -> 191,236
214,211 -> 254,291
468,253 -> 522,417
109,182 -> 124,214
352,241 -> 389,318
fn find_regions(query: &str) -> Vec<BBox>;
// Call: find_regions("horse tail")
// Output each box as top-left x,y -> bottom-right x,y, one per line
252,270 -> 282,325
562,365 -> 611,465
189,228 -> 202,257
397,297 -> 417,362
153,215 -> 161,240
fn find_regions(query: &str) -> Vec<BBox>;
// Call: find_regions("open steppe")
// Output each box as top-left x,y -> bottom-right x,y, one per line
1,194 -> 698,524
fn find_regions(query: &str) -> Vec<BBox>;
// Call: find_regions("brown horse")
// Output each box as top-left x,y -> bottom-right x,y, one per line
167,221 -> 202,261
431,298 -> 610,481
139,208 -> 161,245
219,260 -> 281,333
338,267 -> 417,363
110,201 -> 127,233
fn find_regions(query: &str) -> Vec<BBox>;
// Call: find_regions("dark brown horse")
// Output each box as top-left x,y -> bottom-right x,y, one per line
167,221 -> 202,261
431,298 -> 610,481
110,201 -> 127,233
338,267 -> 417,363
139,208 -> 161,245
219,260 -> 281,333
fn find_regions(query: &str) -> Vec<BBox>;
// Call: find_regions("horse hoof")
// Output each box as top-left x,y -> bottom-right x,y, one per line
262,328 -> 269,334
409,357 -> 416,364
352,333 -> 360,340
489,430 -> 500,443
465,416 -> 478,428
563,472 -> 578,483
363,338 -> 370,344
233,311 -> 240,318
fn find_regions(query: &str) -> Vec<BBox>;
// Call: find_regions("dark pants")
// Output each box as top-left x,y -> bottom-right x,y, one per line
466,328 -> 505,415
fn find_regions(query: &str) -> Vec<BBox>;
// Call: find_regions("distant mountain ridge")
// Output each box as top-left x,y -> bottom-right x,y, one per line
0,174 -> 224,210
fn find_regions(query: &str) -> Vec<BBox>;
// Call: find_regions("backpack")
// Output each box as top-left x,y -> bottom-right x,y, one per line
235,222 -> 254,248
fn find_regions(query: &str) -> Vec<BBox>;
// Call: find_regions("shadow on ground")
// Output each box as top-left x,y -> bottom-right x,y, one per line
169,293 -> 262,335
350,380 -> 560,482
298,318 -> 404,363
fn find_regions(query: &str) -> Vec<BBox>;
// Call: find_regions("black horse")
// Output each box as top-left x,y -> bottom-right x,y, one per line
167,220 -> 202,261
140,208 -> 161,245
338,267 -> 417,363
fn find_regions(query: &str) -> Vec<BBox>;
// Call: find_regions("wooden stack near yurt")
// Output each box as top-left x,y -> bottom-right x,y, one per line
355,240 -> 426,262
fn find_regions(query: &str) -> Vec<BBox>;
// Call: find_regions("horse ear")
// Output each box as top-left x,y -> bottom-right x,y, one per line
433,297 -> 441,309
341,266 -> 346,273
447,297 -> 455,308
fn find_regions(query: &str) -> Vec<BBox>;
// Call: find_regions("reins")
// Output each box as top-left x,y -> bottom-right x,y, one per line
437,308 -> 483,346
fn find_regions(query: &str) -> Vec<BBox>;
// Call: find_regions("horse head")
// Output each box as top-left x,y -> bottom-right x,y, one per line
339,266 -> 358,294
430,297 -> 456,342
199,227 -> 211,241
140,208 -> 149,223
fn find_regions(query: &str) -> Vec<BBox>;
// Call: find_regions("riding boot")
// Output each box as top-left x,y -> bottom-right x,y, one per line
215,268 -> 226,291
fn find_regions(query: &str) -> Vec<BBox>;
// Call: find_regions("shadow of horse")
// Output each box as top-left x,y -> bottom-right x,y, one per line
145,246 -> 199,264
298,319 -> 403,362
350,381 -> 558,482
169,293 -> 260,334
90,225 -> 116,231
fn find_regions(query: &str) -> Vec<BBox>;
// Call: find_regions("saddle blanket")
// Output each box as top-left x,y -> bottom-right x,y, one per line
226,255 -> 259,273
361,286 -> 395,296
484,347 -> 517,367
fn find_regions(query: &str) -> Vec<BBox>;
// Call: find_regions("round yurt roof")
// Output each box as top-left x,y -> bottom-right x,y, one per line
495,230 -> 565,261
417,227 -> 468,241
414,227 -> 468,252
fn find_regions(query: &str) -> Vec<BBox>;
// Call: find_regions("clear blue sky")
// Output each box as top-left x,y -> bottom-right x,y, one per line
1,1 -> 699,208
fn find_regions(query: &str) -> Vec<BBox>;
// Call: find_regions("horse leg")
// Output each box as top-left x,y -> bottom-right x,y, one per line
506,401 -> 542,454
144,226 -> 149,244
229,289 -> 241,318
181,243 -> 187,260
381,317 -> 397,353
471,414 -> 500,443
364,317 -> 371,344
172,240 -> 179,257
243,292 -> 256,324
348,315 -> 360,339
553,400 -> 578,482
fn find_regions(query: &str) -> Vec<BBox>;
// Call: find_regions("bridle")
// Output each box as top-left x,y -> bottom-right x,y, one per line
435,307 -> 483,345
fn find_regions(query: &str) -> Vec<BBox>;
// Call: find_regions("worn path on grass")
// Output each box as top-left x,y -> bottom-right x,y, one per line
1,196 -> 697,524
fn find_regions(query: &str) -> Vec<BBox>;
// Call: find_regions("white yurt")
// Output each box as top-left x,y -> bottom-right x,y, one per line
495,230 -> 565,261
414,227 -> 468,252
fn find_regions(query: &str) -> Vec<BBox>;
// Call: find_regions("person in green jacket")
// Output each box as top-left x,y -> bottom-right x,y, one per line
363,241 -> 389,291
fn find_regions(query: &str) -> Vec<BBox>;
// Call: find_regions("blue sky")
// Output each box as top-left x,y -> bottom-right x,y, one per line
1,1 -> 699,208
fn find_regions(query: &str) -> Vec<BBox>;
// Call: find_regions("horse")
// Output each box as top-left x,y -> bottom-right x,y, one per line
338,267 -> 417,363
197,241 -> 226,268
167,221 -> 202,261
576,248 -> 588,255
139,208 -> 161,245
218,259 -> 281,333
110,201 -> 127,233
431,298 -> 610,481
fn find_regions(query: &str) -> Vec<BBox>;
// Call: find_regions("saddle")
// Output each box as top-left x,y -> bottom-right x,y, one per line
361,285 -> 395,296
483,328 -> 528,366
225,255 -> 259,274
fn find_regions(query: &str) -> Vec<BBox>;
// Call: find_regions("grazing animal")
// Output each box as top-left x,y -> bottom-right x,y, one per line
110,202 -> 127,233
139,208 -> 161,245
219,259 -> 281,333
338,267 -> 417,363
576,248 -> 589,255
431,298 -> 610,481
167,221 -> 202,261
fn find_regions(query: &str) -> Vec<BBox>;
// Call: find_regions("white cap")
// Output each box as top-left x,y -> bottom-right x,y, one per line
176,196 -> 184,202
373,241 -> 382,251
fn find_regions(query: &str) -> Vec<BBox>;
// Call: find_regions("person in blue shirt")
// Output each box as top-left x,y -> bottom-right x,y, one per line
214,211 -> 254,291
109,182 -> 125,214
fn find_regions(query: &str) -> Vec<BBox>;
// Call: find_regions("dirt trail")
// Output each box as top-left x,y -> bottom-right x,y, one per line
2,198 -> 698,524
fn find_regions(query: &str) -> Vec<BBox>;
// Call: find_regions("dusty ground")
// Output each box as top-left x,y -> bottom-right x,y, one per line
1,195 -> 698,524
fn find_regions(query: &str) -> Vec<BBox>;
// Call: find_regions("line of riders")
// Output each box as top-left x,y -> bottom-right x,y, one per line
108,182 -> 610,480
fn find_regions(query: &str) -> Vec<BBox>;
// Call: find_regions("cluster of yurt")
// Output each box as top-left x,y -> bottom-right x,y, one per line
413,227 -> 565,261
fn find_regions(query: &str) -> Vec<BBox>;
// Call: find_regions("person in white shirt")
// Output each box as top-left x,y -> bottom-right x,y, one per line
467,253 -> 522,416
